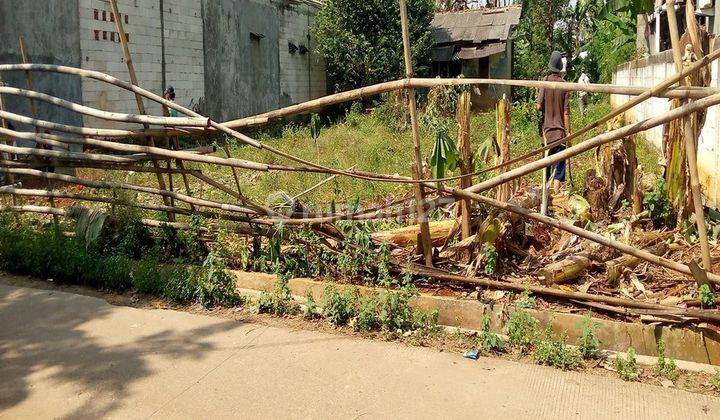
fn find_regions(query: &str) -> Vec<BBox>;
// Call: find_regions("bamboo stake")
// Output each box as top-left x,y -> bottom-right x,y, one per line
456,90 -> 472,239
496,94 -> 511,203
409,265 -> 720,323
160,101 -> 195,211
0,79 -> 20,216
666,0 -> 713,270
399,0 -> 433,266
109,0 -> 174,221
291,165 -> 357,201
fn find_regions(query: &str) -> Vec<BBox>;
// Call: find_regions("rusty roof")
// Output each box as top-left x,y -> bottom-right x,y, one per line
431,6 -> 522,45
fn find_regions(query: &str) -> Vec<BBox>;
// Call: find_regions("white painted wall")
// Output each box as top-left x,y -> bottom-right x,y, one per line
612,49 -> 720,208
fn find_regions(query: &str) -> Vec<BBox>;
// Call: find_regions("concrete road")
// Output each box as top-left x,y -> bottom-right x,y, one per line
1,283 -> 719,419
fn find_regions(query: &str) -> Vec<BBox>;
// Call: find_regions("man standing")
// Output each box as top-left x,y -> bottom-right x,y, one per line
578,68 -> 591,116
537,50 -> 571,196
164,85 -> 178,117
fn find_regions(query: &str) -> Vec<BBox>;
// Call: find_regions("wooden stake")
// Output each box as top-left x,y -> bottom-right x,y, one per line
495,94 -> 511,202
110,0 -> 174,221
0,78 -> 19,216
19,36 -> 60,228
399,0 -> 433,266
666,0 -> 713,270
457,90 -> 472,239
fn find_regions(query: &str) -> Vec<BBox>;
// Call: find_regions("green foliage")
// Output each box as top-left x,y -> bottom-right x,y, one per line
616,348 -> 638,381
654,339 -> 679,382
506,310 -> 539,352
515,290 -> 536,309
533,330 -> 582,370
310,113 -> 322,140
711,369 -> 720,392
322,284 -> 359,326
643,178 -> 675,228
587,12 -> 638,83
429,124 -> 459,179
311,0 -> 435,92
372,93 -> 407,131
480,314 -> 506,353
355,294 -> 381,332
156,216 -> 209,264
257,275 -> 297,316
303,290 -> 320,319
576,313 -> 601,359
700,284 -> 717,308
196,251 -> 242,307
482,243 -> 498,275
98,197 -> 154,259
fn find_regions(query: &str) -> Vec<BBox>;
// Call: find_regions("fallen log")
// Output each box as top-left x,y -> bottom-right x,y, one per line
606,242 -> 670,281
540,254 -> 592,285
372,219 -> 458,247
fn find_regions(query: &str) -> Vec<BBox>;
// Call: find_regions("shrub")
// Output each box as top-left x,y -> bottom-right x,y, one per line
515,290 -> 536,309
322,284 -> 358,326
700,284 -> 717,308
643,178 -> 674,228
654,339 -> 679,381
533,331 -> 582,370
576,313 -> 601,359
482,243 -> 498,275
197,251 -> 242,308
303,290 -> 320,320
257,275 -> 297,316
616,348 -> 638,381
506,310 -> 538,351
355,294 -> 381,332
480,314 -> 505,353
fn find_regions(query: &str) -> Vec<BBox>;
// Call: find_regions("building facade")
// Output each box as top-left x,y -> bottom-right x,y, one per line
0,0 -> 327,129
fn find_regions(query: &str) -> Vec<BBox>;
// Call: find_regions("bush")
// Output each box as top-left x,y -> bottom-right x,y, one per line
322,284 -> 359,326
643,178 -> 675,228
616,348 -> 638,381
533,332 -> 582,370
303,290 -> 320,320
257,275 -> 297,316
576,313 -> 601,359
355,294 -> 381,332
506,310 -> 538,351
480,314 -> 505,353
654,339 -> 679,381
700,284 -> 716,308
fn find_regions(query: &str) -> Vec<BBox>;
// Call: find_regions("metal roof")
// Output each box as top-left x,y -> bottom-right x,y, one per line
431,6 -> 522,46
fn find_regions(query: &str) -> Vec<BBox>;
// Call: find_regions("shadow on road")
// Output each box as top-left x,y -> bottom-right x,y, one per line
0,284 -> 243,417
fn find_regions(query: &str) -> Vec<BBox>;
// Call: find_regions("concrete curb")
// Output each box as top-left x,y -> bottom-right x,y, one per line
232,270 -> 720,366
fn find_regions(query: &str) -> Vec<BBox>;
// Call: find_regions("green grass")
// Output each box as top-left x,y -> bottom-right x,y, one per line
110,97 -> 661,218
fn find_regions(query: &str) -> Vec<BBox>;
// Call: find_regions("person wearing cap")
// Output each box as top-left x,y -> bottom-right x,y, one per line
537,50 -> 571,195
164,86 -> 178,117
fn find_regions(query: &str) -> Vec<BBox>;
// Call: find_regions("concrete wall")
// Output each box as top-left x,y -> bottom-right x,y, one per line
612,49 -> 720,208
0,0 -> 83,137
277,3 -> 326,107
203,0 -> 280,122
78,0 -> 204,129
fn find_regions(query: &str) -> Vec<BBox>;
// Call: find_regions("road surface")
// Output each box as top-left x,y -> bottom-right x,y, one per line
1,282 -> 719,419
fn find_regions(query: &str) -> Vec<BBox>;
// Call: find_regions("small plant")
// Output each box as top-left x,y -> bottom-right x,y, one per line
533,331 -> 582,370
616,348 -> 638,381
198,251 -> 243,308
480,314 -> 505,353
711,369 -> 720,392
643,178 -> 675,228
515,290 -> 536,309
322,284 -> 358,326
303,290 -> 320,320
699,284 -> 716,308
257,274 -> 297,316
576,313 -> 601,359
482,243 -> 498,275
654,339 -> 679,381
355,294 -> 381,332
506,310 -> 538,352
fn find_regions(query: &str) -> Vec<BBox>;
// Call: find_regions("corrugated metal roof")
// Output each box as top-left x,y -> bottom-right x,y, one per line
457,42 -> 507,60
431,6 -> 522,45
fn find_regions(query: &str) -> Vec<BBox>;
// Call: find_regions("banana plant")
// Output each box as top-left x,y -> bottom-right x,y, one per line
430,123 -> 459,180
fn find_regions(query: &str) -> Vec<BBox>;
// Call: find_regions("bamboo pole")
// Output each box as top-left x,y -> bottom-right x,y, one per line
496,94 -> 511,203
160,101 -> 196,210
0,86 -> 207,126
409,265 -> 720,323
0,167 -> 257,216
110,0 -> 175,221
456,90 -> 472,239
291,165 -> 357,201
0,79 -> 20,216
666,0 -> 713,270
399,0 -> 433,266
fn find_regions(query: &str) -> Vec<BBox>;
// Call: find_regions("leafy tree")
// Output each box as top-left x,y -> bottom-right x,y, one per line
312,0 -> 436,93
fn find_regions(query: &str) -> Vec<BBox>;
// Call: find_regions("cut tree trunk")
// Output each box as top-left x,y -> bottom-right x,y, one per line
540,254 -> 592,285
372,219 -> 458,247
606,242 -> 670,281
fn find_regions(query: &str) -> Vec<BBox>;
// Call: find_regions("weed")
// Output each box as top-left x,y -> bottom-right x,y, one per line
506,310 -> 539,352
303,290 -> 320,320
99,196 -> 154,259
643,178 -> 675,228
482,243 -> 498,275
257,274 -> 297,316
654,339 -> 679,381
533,330 -> 582,370
711,369 -> 720,392
576,313 -> 601,359
616,348 -> 638,381
197,251 -> 242,308
480,314 -> 505,353
515,290 -> 536,309
700,284 -> 716,308
322,284 -> 358,326
355,294 -> 381,332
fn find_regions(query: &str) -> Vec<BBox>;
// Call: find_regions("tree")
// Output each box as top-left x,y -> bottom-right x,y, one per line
311,0 -> 436,93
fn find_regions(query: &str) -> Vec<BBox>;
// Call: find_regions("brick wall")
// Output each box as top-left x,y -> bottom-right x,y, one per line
278,3 -> 326,107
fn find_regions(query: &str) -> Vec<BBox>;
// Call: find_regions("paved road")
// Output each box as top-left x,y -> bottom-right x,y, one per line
1,283 -> 719,419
